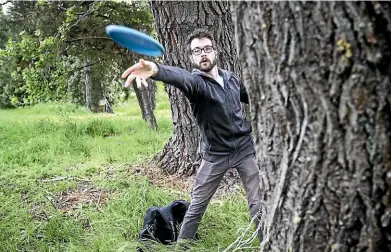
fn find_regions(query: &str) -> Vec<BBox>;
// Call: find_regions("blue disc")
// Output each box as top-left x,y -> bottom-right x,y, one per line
105,25 -> 165,57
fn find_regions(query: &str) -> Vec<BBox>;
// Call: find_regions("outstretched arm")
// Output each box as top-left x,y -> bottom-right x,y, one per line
122,59 -> 202,100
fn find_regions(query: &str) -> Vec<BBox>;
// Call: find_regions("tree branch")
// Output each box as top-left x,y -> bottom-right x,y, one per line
0,0 -> 12,6
54,2 -> 96,39
65,36 -> 112,43
73,58 -> 109,72
57,5 -> 95,16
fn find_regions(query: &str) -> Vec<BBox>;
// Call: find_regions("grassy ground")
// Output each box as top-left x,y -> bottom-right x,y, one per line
0,84 -> 259,252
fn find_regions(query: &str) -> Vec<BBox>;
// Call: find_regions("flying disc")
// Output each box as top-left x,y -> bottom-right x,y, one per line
105,25 -> 165,57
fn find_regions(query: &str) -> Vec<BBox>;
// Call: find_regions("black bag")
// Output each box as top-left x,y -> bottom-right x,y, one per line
137,200 -> 190,251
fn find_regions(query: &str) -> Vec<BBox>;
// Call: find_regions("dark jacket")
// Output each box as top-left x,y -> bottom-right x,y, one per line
153,64 -> 254,157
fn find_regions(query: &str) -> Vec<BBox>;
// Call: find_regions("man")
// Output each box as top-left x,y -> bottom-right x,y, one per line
122,29 -> 262,246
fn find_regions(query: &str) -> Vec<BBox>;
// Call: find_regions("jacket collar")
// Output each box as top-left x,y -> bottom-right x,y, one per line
192,67 -> 232,81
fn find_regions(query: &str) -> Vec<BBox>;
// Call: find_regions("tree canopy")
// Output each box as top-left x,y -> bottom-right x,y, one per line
0,0 -> 154,108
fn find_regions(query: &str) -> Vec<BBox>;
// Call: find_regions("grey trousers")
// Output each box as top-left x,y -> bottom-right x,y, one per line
178,152 -> 262,242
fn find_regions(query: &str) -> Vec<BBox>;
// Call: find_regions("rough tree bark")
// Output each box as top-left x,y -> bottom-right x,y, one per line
149,1 -> 241,175
233,1 -> 391,251
133,79 -> 158,130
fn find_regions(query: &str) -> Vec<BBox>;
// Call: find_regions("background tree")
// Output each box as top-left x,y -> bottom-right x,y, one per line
133,79 -> 158,130
0,6 -> 13,107
149,0 -> 242,175
233,1 -> 391,251
0,0 -> 158,123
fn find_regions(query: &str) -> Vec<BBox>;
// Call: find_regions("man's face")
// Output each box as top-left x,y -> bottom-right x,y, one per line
190,37 -> 217,72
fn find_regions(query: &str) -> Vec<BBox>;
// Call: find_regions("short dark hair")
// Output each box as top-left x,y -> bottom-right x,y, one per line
186,28 -> 216,54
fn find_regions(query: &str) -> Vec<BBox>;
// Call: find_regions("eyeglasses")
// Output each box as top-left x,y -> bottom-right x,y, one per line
191,46 -> 214,56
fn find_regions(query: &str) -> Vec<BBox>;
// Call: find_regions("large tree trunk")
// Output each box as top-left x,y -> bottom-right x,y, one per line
233,1 -> 391,251
149,1 -> 241,176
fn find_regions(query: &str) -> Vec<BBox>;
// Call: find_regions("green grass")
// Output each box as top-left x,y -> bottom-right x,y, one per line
0,84 -> 258,252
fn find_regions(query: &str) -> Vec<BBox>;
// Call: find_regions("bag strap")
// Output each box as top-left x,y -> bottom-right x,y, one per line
156,206 -> 175,241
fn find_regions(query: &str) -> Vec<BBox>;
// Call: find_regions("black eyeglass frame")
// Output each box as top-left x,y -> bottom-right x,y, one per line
191,45 -> 215,56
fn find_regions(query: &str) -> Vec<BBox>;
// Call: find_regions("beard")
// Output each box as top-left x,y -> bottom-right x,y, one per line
193,57 -> 217,72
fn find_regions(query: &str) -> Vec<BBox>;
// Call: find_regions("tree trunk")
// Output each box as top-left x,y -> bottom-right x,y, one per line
149,0 -> 241,176
104,97 -> 114,114
84,59 -> 107,113
84,60 -> 93,111
134,79 -> 158,130
91,75 -> 105,113
233,1 -> 391,251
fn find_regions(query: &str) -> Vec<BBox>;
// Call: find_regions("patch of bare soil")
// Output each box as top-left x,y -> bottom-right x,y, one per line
127,160 -> 244,198
53,180 -> 109,214
36,177 -> 109,215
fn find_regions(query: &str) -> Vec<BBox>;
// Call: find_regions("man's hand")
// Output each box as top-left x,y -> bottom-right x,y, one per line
121,59 -> 158,88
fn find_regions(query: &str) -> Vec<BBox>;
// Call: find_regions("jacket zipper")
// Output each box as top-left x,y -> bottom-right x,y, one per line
223,81 -> 237,151
208,77 -> 237,151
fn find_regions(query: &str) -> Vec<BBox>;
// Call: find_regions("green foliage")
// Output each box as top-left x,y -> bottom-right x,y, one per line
0,34 -> 68,106
0,1 -> 155,108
